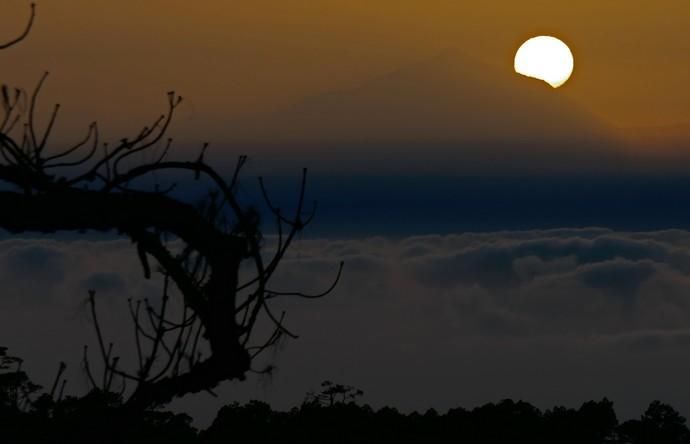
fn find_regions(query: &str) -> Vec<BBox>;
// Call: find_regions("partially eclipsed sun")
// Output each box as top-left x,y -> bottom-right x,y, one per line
514,36 -> 574,88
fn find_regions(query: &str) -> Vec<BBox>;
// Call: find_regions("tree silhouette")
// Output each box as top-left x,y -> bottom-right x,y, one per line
617,401 -> 690,444
304,380 -> 364,407
0,3 -> 342,412
0,347 -> 43,412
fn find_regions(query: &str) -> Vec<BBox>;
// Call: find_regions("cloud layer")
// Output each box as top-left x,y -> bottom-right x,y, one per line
2,229 -> 690,424
268,228 -> 690,341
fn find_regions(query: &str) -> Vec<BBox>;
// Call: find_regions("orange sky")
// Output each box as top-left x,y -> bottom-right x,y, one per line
2,1 -> 690,158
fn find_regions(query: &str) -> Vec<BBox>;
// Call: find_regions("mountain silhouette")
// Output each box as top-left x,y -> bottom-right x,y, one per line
235,51 -> 625,173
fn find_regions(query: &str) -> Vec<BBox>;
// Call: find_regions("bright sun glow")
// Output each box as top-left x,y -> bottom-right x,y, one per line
514,36 -> 574,88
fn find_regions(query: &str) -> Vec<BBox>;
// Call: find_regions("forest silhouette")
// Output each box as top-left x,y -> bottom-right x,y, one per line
2,351 -> 690,443
1,3 -> 690,443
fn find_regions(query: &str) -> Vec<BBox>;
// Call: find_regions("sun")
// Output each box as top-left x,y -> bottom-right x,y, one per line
514,36 -> 574,88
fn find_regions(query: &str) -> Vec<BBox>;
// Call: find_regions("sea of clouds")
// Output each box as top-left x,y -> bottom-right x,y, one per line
2,228 -> 690,424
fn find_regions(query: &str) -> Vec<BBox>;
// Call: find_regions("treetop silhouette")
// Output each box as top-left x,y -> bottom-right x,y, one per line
0,3 -> 342,411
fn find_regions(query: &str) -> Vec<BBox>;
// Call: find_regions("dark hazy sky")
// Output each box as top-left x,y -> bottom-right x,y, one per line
3,0 -> 690,429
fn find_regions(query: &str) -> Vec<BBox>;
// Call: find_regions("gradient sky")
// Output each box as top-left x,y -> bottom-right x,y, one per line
3,0 -> 690,163
4,0 -> 690,428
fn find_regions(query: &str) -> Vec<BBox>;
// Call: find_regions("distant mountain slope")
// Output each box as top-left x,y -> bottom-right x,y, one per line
233,51 -> 624,173
248,52 -> 605,141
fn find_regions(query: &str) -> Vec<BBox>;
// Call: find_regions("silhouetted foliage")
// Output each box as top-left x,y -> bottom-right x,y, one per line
543,398 -> 619,444
0,347 -> 42,412
1,357 -> 690,443
0,2 -> 342,414
304,380 -> 364,407
201,396 -> 687,444
618,401 -> 690,444
1,380 -> 197,443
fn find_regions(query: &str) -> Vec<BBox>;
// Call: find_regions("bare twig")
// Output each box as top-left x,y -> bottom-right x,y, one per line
0,3 -> 35,50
